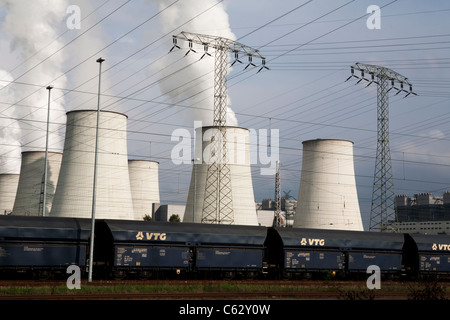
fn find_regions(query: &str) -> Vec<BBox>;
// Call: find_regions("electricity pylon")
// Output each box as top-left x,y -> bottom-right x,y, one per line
347,62 -> 416,231
171,32 -> 267,224
273,160 -> 282,227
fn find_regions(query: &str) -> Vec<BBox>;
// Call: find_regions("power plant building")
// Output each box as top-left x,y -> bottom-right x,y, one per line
128,160 -> 160,220
0,174 -> 19,215
387,192 -> 450,234
294,139 -> 364,231
183,126 -> 258,226
12,151 -> 62,216
51,110 -> 134,220
395,193 -> 450,222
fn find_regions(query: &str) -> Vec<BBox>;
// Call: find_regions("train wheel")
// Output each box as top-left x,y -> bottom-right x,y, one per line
281,271 -> 292,280
113,270 -> 126,280
223,271 -> 235,280
139,270 -> 151,280
36,270 -> 52,280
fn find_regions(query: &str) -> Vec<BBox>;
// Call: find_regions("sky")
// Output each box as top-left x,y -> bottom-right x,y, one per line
1,0 -> 449,229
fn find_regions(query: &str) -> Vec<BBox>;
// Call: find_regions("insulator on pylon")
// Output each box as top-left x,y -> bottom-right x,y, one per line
231,51 -> 242,66
244,55 -> 256,70
169,36 -> 181,53
257,58 -> 269,73
184,39 -> 197,56
200,43 -> 212,60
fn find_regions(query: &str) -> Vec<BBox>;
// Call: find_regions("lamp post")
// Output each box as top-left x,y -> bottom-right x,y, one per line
88,57 -> 105,283
42,85 -> 53,216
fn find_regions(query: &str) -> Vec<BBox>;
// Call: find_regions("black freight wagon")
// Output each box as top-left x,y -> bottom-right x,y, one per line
406,233 -> 450,274
267,227 -> 405,279
95,220 -> 267,279
344,231 -> 405,274
192,222 -> 267,279
0,216 -> 91,279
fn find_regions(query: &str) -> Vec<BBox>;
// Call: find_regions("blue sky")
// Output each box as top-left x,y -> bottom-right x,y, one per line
1,0 -> 450,229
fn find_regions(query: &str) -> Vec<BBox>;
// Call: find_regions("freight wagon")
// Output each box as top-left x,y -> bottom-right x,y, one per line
1,216 -> 450,281
0,216 -> 90,279
266,227 -> 405,279
404,233 -> 450,275
94,220 -> 267,279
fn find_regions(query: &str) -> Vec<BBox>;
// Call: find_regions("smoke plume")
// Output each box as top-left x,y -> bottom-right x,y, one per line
151,0 -> 238,126
0,0 -> 69,173
0,70 -> 21,173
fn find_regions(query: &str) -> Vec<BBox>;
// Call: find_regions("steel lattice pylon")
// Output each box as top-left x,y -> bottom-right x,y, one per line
347,63 -> 416,232
201,39 -> 233,224
273,160 -> 282,227
171,32 -> 267,224
371,73 -> 395,232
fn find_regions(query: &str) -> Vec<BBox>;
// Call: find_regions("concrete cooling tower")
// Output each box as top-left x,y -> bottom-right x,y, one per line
183,126 -> 258,226
51,110 -> 134,219
0,174 -> 19,215
12,151 -> 62,216
294,139 -> 364,231
128,160 -> 160,220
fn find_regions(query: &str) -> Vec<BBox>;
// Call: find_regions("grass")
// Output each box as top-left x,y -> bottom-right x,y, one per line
0,280 -> 447,299
0,282 -> 340,296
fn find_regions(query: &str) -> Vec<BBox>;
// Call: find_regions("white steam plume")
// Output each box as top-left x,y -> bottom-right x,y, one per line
0,0 -> 69,173
63,0 -> 111,111
150,0 -> 238,126
0,70 -> 21,173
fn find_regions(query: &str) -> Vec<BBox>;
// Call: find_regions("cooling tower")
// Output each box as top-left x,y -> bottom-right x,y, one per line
0,174 -> 19,215
294,139 -> 364,231
184,126 -> 258,226
51,110 -> 134,219
128,160 -> 160,220
12,151 -> 62,216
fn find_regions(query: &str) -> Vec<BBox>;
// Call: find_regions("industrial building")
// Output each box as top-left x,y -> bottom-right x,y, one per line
396,192 -> 450,222
256,198 -> 297,227
386,192 -> 450,234
128,160 -> 160,220
183,126 -> 259,226
51,110 -> 135,220
294,139 -> 364,231
152,203 -> 185,222
2,111 -> 162,221
12,151 -> 62,216
0,174 -> 19,215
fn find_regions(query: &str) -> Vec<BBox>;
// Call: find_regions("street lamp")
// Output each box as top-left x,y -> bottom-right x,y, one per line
88,57 -> 105,283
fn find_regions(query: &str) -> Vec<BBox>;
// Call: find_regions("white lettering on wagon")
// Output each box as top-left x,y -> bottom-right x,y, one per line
135,232 -> 167,241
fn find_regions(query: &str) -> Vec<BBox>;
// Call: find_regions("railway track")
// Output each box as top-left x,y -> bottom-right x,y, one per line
0,280 -> 448,300
0,291 -> 412,300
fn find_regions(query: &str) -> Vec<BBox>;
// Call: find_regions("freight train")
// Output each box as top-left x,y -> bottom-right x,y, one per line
0,215 -> 449,280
